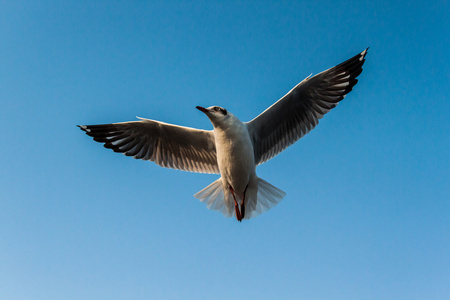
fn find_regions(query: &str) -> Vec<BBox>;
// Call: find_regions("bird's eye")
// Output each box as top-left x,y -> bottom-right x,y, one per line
213,106 -> 227,115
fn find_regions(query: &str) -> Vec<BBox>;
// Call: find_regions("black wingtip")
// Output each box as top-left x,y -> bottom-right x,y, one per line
360,47 -> 369,59
78,125 -> 89,133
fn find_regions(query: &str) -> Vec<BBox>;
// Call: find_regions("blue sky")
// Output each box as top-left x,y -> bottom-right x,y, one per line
1,1 -> 449,299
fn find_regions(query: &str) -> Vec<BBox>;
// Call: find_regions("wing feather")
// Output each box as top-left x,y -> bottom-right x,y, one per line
247,48 -> 368,164
79,118 -> 219,174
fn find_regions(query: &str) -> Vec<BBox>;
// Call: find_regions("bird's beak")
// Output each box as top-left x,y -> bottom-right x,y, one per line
196,106 -> 209,114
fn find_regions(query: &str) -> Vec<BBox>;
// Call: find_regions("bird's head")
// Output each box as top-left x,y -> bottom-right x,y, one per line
196,106 -> 232,128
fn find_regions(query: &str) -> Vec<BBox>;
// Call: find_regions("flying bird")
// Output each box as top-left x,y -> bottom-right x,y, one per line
79,48 -> 368,221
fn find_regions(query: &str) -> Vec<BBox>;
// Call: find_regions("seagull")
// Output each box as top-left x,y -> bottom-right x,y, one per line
79,48 -> 368,222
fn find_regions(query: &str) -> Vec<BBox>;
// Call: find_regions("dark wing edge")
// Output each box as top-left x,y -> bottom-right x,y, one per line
78,118 -> 220,174
247,48 -> 368,165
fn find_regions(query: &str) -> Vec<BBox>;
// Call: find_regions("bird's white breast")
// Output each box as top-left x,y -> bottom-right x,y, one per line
214,119 -> 255,195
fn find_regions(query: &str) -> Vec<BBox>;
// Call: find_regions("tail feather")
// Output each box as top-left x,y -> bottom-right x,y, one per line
247,178 -> 286,219
194,178 -> 232,217
194,177 -> 286,220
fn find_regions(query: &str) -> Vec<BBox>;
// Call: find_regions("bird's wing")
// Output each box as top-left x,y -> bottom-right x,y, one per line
246,48 -> 368,165
79,117 -> 219,174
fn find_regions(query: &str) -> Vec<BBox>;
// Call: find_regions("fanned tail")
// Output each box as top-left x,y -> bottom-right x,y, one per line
194,177 -> 286,220
194,178 -> 233,217
245,178 -> 286,219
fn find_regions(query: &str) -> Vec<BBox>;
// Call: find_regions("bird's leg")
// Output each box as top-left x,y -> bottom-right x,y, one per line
230,186 -> 241,222
241,185 -> 248,220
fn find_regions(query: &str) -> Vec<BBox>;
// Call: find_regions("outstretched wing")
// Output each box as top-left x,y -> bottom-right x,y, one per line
79,117 -> 219,174
247,48 -> 368,165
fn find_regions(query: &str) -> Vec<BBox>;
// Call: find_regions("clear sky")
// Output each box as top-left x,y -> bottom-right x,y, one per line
1,1 -> 449,299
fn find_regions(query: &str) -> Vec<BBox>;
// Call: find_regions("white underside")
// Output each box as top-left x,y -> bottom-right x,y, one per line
194,177 -> 286,219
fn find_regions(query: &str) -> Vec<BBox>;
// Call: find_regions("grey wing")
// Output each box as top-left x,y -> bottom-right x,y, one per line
246,48 -> 368,165
79,117 -> 219,174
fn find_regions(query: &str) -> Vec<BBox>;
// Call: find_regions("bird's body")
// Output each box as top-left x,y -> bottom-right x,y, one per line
79,48 -> 368,221
214,114 -> 254,194
208,112 -> 258,219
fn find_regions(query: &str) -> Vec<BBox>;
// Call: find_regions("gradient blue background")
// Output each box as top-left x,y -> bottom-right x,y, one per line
1,1 -> 449,299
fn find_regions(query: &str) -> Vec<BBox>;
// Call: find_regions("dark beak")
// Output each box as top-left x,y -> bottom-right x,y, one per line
196,106 -> 209,114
